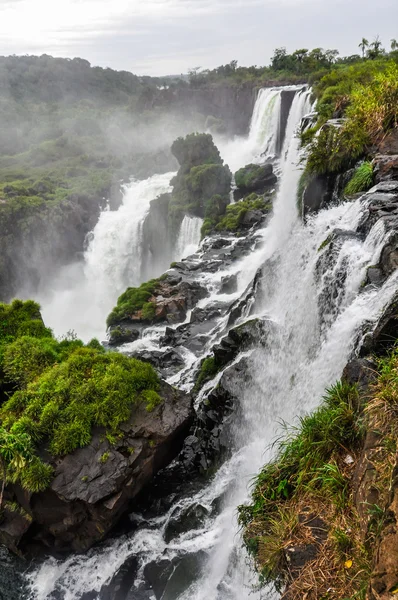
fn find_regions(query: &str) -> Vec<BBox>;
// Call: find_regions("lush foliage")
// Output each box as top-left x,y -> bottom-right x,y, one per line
107,279 -> 161,327
303,61 -> 398,178
168,133 -> 231,230
1,348 -> 160,456
0,300 -> 161,498
201,193 -> 271,236
194,357 -> 219,392
344,161 -> 374,195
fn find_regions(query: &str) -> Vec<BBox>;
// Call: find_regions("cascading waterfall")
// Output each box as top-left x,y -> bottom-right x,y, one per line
23,87 -> 398,600
37,172 -> 174,341
174,215 -> 203,260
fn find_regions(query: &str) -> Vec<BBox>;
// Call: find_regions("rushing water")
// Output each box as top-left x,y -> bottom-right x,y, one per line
173,215 -> 203,261
36,173 -> 174,341
23,87 -> 398,600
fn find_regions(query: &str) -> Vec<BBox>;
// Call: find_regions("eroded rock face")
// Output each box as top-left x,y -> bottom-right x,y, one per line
0,382 -> 193,555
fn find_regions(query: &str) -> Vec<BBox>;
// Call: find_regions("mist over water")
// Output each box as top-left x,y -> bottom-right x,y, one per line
36,173 -> 174,341
24,86 -> 398,600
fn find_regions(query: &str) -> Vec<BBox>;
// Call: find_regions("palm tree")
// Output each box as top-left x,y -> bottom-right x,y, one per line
0,429 -> 33,510
358,38 -> 369,58
391,39 -> 398,51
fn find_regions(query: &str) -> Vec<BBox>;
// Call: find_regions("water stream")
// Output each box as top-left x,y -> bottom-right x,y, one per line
23,86 -> 398,600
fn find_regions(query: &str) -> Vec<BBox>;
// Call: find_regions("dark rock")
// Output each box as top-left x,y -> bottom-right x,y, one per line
144,551 -> 207,600
366,265 -> 385,286
373,154 -> 398,183
302,172 -> 337,217
359,292 -> 398,356
164,503 -> 209,543
99,556 -> 139,600
0,382 -> 194,555
220,274 -> 238,294
235,163 -> 277,193
108,326 -> 140,347
342,358 -> 377,395
141,193 -> 173,281
377,129 -> 398,155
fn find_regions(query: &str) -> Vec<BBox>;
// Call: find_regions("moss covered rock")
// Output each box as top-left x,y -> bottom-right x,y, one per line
234,163 -> 277,193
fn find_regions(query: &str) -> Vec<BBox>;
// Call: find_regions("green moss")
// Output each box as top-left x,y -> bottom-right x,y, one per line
142,302 -> 156,321
107,279 -> 160,327
202,193 -> 272,236
235,164 -> 269,190
344,161 -> 374,195
99,452 -> 110,464
194,356 -> 219,391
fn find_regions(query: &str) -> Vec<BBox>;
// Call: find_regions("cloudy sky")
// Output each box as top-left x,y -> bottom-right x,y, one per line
0,0 -> 397,75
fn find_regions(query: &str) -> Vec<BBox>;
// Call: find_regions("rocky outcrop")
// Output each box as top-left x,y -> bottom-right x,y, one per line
234,163 -> 277,195
0,381 -> 193,555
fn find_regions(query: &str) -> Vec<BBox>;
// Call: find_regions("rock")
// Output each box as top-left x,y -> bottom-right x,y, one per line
373,154 -> 398,183
342,358 -> 377,394
377,129 -> 398,155
235,163 -> 277,193
240,209 -> 265,227
164,503 -> 209,543
366,265 -> 385,286
220,274 -> 238,294
302,172 -> 337,217
212,318 -> 274,369
144,551 -> 207,600
108,326 -> 140,346
360,292 -> 398,356
0,382 -> 194,555
100,555 -> 139,600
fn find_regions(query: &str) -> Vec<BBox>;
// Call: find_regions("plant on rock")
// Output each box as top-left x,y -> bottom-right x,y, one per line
344,161 -> 374,195
0,428 -> 51,508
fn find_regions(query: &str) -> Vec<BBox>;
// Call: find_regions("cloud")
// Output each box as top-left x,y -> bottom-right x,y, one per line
0,0 -> 398,74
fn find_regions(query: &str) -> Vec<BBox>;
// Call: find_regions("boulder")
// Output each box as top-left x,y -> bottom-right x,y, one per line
0,382 -> 194,555
360,292 -> 398,356
108,326 -> 140,347
373,154 -> 398,183
235,163 -> 277,194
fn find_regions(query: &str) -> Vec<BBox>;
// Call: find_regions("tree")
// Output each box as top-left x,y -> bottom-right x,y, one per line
368,35 -> 384,59
391,39 -> 398,51
358,38 -> 369,58
0,428 -> 33,510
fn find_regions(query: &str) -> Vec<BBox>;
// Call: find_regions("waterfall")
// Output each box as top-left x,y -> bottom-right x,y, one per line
36,172 -> 174,341
217,87 -> 284,172
174,215 -> 203,260
23,88 -> 398,600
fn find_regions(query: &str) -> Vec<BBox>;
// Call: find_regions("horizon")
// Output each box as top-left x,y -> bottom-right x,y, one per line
0,0 -> 397,76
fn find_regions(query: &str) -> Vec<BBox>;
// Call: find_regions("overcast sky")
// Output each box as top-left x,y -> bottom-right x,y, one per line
0,0 -> 397,75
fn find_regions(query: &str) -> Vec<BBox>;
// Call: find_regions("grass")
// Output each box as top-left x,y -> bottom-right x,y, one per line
238,381 -> 372,598
344,162 -> 374,196
194,356 -> 219,392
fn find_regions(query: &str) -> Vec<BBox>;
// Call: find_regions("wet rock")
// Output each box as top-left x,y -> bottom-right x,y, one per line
108,326 -> 140,347
366,265 -> 385,286
220,273 -> 238,294
213,318 -> 274,368
302,172 -> 337,217
360,292 -> 398,356
235,163 -> 277,194
342,358 -> 377,394
164,503 -> 209,543
128,348 -> 185,378
99,556 -> 139,600
144,551 -> 207,600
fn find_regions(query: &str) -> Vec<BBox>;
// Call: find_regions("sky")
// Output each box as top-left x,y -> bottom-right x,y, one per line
0,0 -> 398,76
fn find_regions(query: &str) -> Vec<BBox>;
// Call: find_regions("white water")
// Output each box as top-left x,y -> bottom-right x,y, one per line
174,215 -> 203,260
36,172 -> 174,341
25,87 -> 398,600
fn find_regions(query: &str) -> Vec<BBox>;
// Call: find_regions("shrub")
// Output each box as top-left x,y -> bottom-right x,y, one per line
344,161 -> 374,195
1,347 -> 161,457
107,279 -> 160,327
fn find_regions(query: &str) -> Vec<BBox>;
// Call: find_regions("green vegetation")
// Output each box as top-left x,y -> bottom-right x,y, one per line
235,164 -> 272,191
201,193 -> 272,237
344,162 -> 374,195
0,299 -> 162,497
302,59 -> 398,181
107,279 -> 161,327
168,133 -> 232,231
194,357 -> 219,391
238,382 -> 370,598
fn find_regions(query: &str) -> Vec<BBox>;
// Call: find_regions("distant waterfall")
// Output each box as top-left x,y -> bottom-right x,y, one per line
247,88 -> 282,160
37,173 -> 174,341
174,215 -> 203,260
